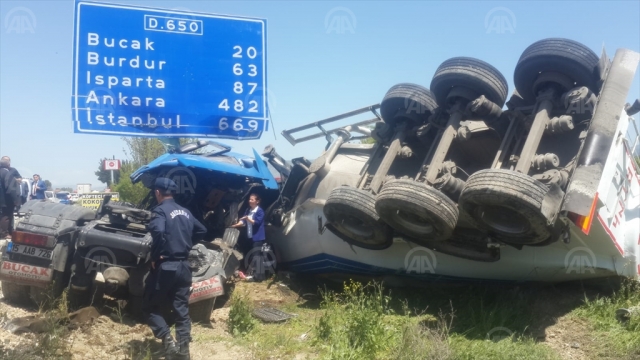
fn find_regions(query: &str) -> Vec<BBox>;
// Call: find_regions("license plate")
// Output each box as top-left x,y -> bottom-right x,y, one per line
11,244 -> 52,260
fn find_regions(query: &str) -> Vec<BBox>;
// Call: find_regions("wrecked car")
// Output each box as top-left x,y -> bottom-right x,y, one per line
0,140 -> 279,322
263,38 -> 640,283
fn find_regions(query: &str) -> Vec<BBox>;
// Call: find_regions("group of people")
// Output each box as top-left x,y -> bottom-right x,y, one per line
0,155 -> 47,238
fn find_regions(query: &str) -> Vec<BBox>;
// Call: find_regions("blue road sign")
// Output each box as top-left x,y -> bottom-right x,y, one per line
72,1 -> 268,139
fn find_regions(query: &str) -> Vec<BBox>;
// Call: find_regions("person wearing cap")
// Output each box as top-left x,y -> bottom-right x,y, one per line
143,177 -> 207,360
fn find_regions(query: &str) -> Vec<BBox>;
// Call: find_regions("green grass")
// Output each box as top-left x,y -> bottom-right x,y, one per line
570,280 -> 640,359
229,278 -> 564,360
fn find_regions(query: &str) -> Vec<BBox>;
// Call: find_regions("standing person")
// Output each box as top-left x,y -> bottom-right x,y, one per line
231,193 -> 268,282
0,156 -> 23,210
0,159 -> 19,239
20,179 -> 29,205
31,174 -> 46,200
144,178 -> 207,360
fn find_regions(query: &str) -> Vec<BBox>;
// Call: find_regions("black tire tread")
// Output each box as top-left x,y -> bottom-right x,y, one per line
380,83 -> 438,126
324,186 -> 393,250
514,38 -> 599,102
430,57 -> 509,107
459,169 -> 551,243
325,187 -> 380,222
376,179 -> 458,241
190,298 -> 215,323
1,281 -> 31,305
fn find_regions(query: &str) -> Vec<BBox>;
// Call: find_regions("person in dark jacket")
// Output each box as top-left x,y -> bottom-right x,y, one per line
0,159 -> 19,239
31,174 -> 46,200
144,178 -> 207,360
231,193 -> 272,282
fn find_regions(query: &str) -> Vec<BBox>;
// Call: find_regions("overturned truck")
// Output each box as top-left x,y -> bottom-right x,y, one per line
264,38 -> 640,283
0,141 -> 279,321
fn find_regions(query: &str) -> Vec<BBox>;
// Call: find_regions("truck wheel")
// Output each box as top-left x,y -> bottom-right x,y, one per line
29,271 -> 67,309
1,281 -> 31,305
430,57 -> 509,107
323,186 -> 393,250
380,83 -> 438,127
458,169 -> 552,244
375,179 -> 458,242
189,298 -> 215,324
514,38 -> 599,103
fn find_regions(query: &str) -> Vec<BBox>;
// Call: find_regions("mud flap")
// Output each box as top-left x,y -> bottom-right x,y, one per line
540,183 -> 565,226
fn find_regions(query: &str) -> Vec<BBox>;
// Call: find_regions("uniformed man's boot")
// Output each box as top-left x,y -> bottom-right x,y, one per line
176,337 -> 191,360
162,334 -> 178,359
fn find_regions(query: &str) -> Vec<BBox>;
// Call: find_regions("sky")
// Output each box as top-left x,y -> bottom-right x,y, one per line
1,0 -> 639,189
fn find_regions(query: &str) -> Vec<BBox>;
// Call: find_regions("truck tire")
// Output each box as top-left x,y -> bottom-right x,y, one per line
458,169 -> 552,244
29,271 -> 67,309
1,281 -> 31,305
375,179 -> 458,242
189,298 -> 215,324
380,83 -> 438,127
514,38 -> 599,103
323,186 -> 393,250
430,57 -> 509,108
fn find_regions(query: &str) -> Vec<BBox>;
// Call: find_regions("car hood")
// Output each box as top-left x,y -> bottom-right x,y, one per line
130,149 -> 278,190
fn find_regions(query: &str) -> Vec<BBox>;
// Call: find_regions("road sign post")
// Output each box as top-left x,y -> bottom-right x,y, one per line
72,1 -> 268,139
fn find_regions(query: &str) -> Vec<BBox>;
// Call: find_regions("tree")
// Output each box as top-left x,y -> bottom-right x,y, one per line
112,160 -> 149,204
112,137 -> 201,204
60,187 -> 73,192
121,138 -> 166,168
95,158 -> 121,187
44,180 -> 52,190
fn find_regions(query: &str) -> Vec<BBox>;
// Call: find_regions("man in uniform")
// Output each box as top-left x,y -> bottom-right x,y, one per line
144,178 -> 207,360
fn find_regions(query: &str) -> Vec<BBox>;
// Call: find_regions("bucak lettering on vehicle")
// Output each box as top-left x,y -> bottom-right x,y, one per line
188,275 -> 223,303
0,261 -> 53,283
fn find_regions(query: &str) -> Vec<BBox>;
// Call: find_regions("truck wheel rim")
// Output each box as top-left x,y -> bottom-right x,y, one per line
391,209 -> 434,235
476,206 -> 530,235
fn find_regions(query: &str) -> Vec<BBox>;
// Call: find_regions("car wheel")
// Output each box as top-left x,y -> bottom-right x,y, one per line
514,38 -> 599,103
375,179 -> 458,242
323,186 -> 393,250
430,57 -> 509,107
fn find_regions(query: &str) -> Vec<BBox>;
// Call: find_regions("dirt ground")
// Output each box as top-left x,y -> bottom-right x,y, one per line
0,278 -> 623,360
0,278 -> 305,360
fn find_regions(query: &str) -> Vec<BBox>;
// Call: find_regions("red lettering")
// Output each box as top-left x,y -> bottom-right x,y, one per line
30,267 -> 39,275
2,262 -> 10,269
12,263 -> 21,271
617,199 -> 625,218
612,215 -> 620,228
39,268 -> 49,276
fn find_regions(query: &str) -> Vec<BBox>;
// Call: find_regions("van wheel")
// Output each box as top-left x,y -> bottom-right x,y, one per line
189,298 -> 215,324
375,179 -> 458,243
514,38 -> 599,103
380,83 -> 438,127
430,57 -> 509,107
459,169 -> 552,244
323,186 -> 393,250
1,281 -> 31,305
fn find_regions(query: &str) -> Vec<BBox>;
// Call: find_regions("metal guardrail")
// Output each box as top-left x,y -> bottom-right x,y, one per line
281,104 -> 382,146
